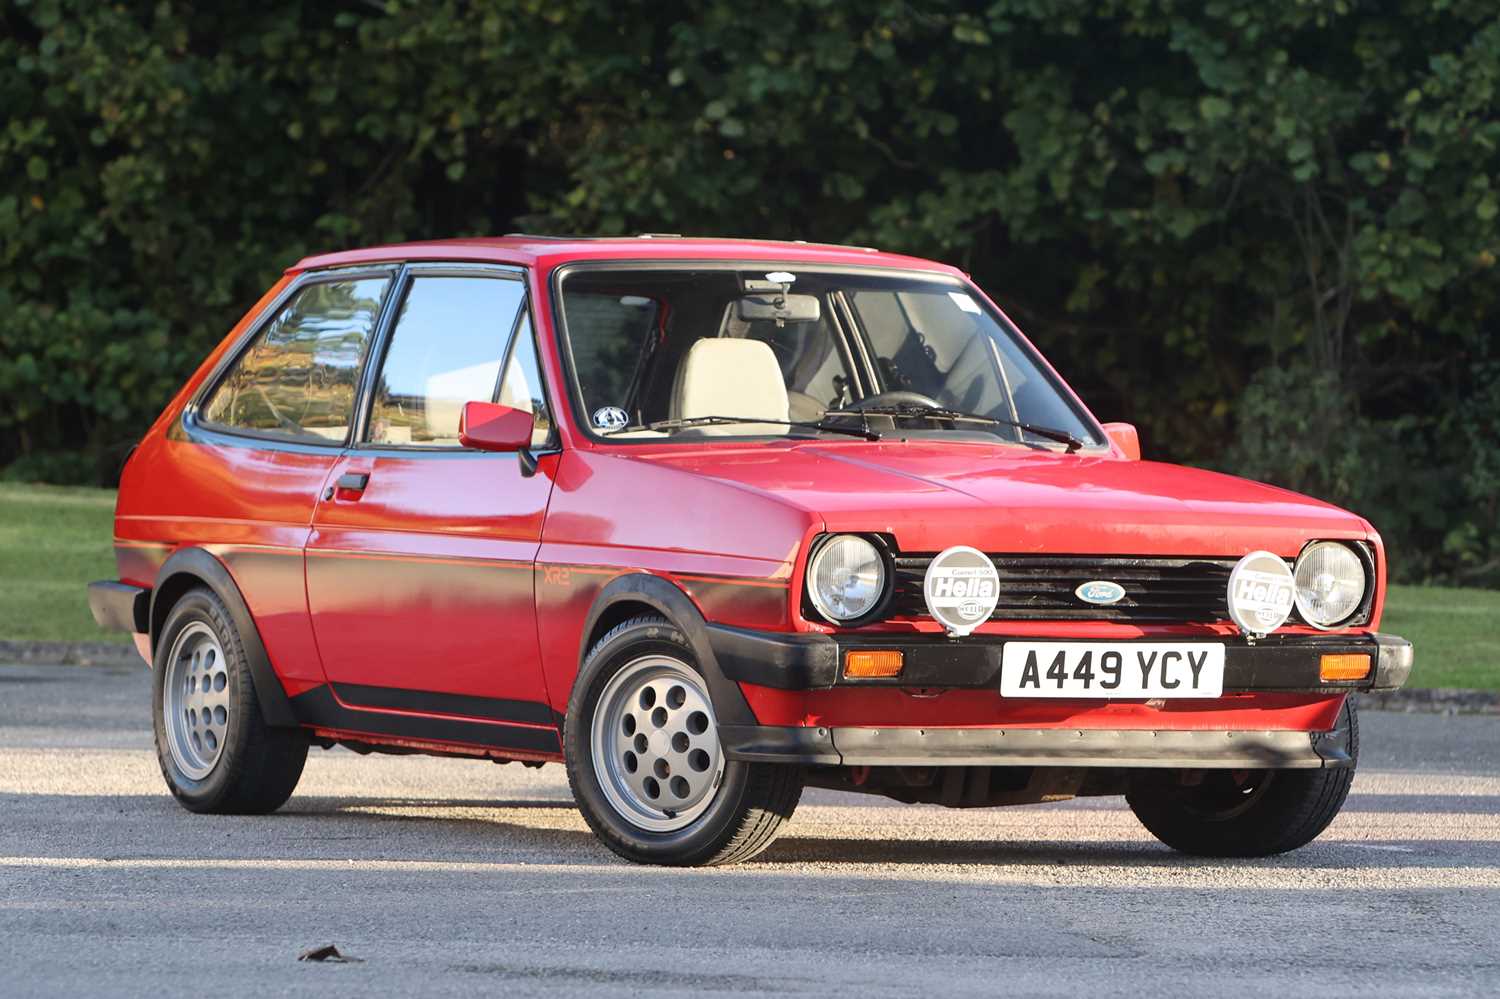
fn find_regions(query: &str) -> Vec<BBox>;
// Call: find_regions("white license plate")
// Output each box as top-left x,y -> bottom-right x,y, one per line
1000,642 -> 1225,698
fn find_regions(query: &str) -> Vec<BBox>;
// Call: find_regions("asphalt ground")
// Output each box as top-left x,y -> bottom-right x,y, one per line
1,662 -> 1497,997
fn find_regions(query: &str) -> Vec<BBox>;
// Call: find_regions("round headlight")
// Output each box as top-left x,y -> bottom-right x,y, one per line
807,535 -> 887,623
1294,541 -> 1367,628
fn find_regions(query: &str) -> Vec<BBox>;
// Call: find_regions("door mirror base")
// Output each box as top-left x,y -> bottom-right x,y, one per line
1101,422 -> 1140,461
517,447 -> 538,477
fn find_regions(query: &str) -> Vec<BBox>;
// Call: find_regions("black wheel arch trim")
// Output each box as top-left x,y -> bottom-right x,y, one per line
578,572 -> 758,727
150,547 -> 299,728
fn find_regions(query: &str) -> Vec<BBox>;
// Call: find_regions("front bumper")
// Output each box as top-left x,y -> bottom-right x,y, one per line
708,626 -> 1403,769
719,721 -> 1356,769
708,626 -> 1413,694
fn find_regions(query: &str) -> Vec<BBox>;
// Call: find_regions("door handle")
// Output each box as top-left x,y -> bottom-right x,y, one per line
324,471 -> 370,501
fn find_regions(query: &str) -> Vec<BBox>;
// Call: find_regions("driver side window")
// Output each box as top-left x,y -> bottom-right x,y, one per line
365,275 -> 525,447
200,276 -> 389,442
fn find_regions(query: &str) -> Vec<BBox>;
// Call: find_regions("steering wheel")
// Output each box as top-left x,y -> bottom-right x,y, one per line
843,390 -> 943,411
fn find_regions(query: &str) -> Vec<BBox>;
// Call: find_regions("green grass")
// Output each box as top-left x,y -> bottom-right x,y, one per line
0,482 -> 129,644
0,483 -> 1494,686
1380,584 -> 1500,690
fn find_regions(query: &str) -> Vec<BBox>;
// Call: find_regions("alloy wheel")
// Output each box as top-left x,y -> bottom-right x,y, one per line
589,655 -> 726,832
162,621 -> 231,780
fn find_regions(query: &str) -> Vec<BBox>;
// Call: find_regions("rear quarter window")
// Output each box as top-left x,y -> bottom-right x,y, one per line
200,276 -> 389,443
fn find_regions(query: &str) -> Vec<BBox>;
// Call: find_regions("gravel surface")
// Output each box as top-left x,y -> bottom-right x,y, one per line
1,663 -> 1497,997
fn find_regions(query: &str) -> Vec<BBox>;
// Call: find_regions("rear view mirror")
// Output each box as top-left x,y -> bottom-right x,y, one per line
735,293 -> 820,324
459,401 -> 533,453
1102,422 -> 1140,461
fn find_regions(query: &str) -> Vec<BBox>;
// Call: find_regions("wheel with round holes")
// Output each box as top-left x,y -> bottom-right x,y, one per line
565,615 -> 803,866
152,586 -> 309,814
1126,698 -> 1359,856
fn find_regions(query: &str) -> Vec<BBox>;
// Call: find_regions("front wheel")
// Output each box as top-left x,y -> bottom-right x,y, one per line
1127,699 -> 1359,857
565,616 -> 802,866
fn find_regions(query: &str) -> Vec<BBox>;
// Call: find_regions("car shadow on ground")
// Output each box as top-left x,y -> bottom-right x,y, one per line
0,791 -> 606,862
271,794 -> 604,855
754,834 -> 1497,868
1339,792 -> 1500,814
286,796 -> 580,811
6,791 -> 1494,870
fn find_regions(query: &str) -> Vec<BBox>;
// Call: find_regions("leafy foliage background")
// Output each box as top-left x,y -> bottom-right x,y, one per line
2,0 -> 1496,582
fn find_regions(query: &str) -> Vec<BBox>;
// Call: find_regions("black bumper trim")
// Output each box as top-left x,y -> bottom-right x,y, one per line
87,580 -> 150,634
718,724 -> 840,765
721,724 -> 1349,770
708,623 -> 1411,695
708,626 -> 838,690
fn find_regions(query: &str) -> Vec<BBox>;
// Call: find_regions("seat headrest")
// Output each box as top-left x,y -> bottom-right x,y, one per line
671,339 -> 789,435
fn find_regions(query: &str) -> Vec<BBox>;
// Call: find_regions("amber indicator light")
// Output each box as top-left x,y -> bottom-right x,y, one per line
1319,653 -> 1371,682
844,650 -> 904,679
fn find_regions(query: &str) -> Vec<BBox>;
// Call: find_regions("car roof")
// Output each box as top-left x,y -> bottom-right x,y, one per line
288,234 -> 965,278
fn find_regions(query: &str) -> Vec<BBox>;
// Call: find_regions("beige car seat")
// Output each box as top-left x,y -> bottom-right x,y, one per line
670,339 -> 790,435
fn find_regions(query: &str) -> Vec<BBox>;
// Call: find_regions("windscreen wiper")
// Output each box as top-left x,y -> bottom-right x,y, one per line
602,415 -> 882,441
823,404 -> 1087,452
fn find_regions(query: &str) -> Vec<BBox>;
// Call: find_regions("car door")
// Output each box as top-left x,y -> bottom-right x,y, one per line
150,269 -> 397,697
305,264 -> 558,743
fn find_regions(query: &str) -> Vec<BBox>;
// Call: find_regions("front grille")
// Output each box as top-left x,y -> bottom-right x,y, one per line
889,554 -> 1243,624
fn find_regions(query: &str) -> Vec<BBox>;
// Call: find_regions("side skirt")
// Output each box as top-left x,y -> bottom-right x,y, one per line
289,683 -> 563,759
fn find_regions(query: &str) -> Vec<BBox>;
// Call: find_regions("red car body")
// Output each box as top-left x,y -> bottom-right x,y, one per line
90,235 -> 1411,862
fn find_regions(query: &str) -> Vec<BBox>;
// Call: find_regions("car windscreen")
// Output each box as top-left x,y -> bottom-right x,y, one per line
556,266 -> 1103,446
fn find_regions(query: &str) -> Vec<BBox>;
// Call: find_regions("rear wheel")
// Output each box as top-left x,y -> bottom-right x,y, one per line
565,616 -> 802,865
152,587 -> 308,814
1127,699 -> 1359,856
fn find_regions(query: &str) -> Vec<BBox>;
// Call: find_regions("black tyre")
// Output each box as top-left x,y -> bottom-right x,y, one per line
564,615 -> 803,866
151,586 -> 309,814
1127,699 -> 1359,857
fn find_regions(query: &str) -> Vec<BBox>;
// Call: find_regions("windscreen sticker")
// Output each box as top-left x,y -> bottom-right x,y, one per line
592,406 -> 629,431
947,291 -> 982,314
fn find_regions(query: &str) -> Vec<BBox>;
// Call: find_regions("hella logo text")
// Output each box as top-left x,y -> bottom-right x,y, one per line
929,577 -> 998,599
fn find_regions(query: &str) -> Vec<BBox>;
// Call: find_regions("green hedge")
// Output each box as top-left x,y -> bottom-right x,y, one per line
2,0 -> 1497,582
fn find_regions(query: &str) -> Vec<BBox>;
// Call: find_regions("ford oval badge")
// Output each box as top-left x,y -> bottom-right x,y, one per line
1075,580 -> 1126,605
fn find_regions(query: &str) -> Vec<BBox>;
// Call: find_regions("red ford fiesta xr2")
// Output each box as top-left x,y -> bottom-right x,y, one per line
89,235 -> 1412,865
